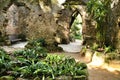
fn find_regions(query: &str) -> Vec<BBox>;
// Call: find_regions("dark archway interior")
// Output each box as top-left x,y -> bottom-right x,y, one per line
118,22 -> 120,27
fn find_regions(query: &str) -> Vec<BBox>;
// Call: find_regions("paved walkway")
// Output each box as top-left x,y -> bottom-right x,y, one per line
11,42 -> 28,48
58,40 -> 83,53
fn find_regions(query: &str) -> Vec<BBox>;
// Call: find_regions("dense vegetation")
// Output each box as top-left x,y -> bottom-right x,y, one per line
87,0 -> 120,61
0,39 -> 88,80
87,0 -> 111,47
25,38 -> 62,52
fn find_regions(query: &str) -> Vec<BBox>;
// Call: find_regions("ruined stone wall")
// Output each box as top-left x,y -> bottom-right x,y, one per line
0,0 -> 73,48
56,8 -> 73,44
19,0 -> 70,45
0,0 -> 94,47
0,11 -> 10,45
76,5 -> 96,46
0,0 -> 11,45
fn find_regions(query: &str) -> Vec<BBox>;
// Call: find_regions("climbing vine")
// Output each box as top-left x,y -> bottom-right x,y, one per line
87,0 -> 111,47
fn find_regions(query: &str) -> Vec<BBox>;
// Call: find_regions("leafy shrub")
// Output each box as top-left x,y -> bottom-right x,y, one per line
26,38 -> 63,52
105,52 -> 120,63
25,38 -> 47,49
45,55 -> 88,79
0,48 -> 88,80
14,47 -> 47,60
0,48 -> 12,75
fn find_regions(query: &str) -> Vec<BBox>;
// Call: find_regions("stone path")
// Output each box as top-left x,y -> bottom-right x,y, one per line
58,40 -> 83,53
11,42 -> 28,48
1,42 -> 27,53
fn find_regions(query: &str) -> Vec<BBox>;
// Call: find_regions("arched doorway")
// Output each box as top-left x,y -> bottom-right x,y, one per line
58,10 -> 83,53
6,4 -> 20,42
5,3 -> 28,43
70,11 -> 83,42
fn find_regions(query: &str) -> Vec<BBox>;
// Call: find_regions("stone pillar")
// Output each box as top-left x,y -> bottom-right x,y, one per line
77,5 -> 96,46
56,8 -> 73,44
0,0 -> 11,45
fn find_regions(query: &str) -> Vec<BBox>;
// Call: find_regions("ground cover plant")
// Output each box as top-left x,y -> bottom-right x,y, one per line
0,38 -> 88,80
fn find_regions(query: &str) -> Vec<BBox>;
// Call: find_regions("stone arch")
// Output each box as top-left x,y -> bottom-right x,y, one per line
70,9 -> 80,28
1,1 -> 30,42
76,5 -> 96,46
69,9 -> 83,42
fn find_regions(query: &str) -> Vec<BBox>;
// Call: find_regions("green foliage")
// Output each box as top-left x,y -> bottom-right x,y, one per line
105,52 -> 120,62
25,38 -> 47,49
104,46 -> 113,53
70,15 -> 82,40
26,38 -> 63,52
0,48 -> 12,75
91,43 -> 113,53
0,40 -> 88,79
87,0 -> 110,23
0,47 -> 88,80
45,54 -> 88,79
14,47 -> 47,60
87,0 -> 111,47
0,76 -> 14,80
92,43 -> 99,51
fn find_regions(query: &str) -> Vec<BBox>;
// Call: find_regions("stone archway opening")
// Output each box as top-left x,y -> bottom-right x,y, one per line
58,10 -> 83,53
5,3 -> 27,44
6,3 -> 20,43
69,11 -> 83,43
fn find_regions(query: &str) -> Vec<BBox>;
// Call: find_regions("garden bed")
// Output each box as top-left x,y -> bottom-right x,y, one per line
0,45 -> 88,80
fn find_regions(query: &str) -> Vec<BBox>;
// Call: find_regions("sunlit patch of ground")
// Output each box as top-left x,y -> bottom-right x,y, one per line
88,66 -> 120,80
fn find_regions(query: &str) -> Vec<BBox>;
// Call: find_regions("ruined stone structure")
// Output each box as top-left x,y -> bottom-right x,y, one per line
0,0 -> 120,51
0,0 -> 87,47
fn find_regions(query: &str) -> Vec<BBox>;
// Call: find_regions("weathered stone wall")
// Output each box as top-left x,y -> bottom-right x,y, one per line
1,0 -> 120,52
0,0 -> 94,47
76,5 -> 96,46
0,11 -> 10,45
0,0 -> 11,45
0,0 -> 70,44
6,4 -> 19,35
23,0 -> 75,50
56,8 -> 73,44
